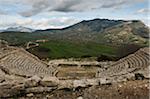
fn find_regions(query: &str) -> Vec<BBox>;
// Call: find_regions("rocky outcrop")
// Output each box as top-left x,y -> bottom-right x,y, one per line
26,42 -> 39,49
0,73 -> 149,98
0,76 -> 100,98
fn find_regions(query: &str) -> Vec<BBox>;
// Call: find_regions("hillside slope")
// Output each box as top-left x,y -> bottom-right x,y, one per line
0,19 -> 149,59
0,19 -> 149,45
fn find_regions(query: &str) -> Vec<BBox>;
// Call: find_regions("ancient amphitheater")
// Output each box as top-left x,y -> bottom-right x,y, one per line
0,46 -> 56,78
96,47 -> 150,82
0,41 -> 149,98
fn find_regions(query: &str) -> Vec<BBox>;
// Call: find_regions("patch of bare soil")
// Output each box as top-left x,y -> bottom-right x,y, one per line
56,66 -> 97,79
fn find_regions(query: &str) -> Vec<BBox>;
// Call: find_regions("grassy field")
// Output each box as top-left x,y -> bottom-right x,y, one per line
28,41 -> 117,59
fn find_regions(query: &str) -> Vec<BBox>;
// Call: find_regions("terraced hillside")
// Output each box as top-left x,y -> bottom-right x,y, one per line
0,43 -> 57,77
96,47 -> 150,82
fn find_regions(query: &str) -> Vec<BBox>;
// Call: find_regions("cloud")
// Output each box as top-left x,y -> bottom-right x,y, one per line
27,17 -> 79,29
19,0 -> 84,17
0,0 -> 146,17
0,9 -> 8,15
0,0 -> 148,29
142,18 -> 150,27
19,0 -> 51,17
100,1 -> 127,9
0,10 -> 7,15
0,15 -> 79,29
137,8 -> 150,13
50,0 -> 82,12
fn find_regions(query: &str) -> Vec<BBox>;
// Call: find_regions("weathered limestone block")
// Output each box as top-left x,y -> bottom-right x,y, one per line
0,82 -> 25,98
0,78 -> 5,83
58,79 -> 99,89
73,79 -> 99,88
85,79 -> 99,86
99,78 -> 111,85
25,86 -> 57,94
73,79 -> 87,88
0,76 -> 58,98
24,76 -> 41,87
40,76 -> 59,87
58,80 -> 73,89
134,67 -> 150,79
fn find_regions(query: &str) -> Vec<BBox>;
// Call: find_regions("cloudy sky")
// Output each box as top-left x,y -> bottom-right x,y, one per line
0,0 -> 149,30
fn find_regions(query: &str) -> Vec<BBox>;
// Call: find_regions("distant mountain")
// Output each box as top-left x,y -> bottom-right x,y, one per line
0,19 -> 149,46
35,19 -> 125,33
0,18 -> 149,59
101,20 -> 149,44
34,19 -> 149,44
0,30 -> 4,32
2,26 -> 34,33
63,19 -> 125,32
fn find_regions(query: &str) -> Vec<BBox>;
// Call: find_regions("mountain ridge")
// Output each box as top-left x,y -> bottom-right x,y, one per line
0,18 -> 149,59
0,18 -> 149,45
1,26 -> 34,33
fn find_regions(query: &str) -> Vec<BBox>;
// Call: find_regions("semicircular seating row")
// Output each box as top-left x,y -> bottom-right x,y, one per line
0,47 -> 56,77
96,47 -> 150,78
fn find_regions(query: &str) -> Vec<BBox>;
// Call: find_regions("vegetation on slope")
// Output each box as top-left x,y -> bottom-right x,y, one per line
0,19 -> 149,60
27,41 -> 117,59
